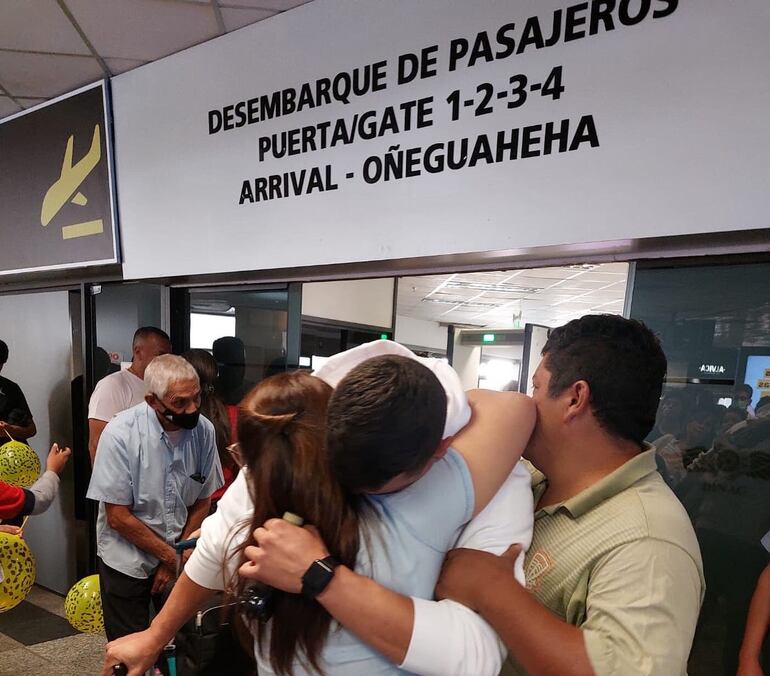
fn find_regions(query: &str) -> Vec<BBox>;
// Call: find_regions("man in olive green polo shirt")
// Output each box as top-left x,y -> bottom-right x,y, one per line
437,314 -> 704,675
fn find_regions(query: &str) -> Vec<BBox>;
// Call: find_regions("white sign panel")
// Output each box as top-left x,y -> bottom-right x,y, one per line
111,0 -> 770,280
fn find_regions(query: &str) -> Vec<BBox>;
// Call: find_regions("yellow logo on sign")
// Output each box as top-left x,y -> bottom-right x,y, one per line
40,125 -> 104,240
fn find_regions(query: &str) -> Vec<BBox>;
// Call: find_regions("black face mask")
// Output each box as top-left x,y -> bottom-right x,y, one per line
161,407 -> 201,430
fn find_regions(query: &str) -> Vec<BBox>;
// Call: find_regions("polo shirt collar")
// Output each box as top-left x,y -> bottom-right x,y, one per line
535,444 -> 657,519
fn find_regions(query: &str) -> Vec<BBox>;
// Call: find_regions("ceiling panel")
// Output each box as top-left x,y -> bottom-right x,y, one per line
66,0 -> 219,61
0,0 -> 91,55
17,97 -> 48,109
398,263 -> 629,329
221,0 -> 311,9
104,57 -> 151,75
0,96 -> 21,116
0,51 -> 104,98
0,0 -> 315,119
221,7 -> 277,32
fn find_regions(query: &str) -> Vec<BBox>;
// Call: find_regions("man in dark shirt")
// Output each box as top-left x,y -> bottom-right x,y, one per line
0,340 -> 36,444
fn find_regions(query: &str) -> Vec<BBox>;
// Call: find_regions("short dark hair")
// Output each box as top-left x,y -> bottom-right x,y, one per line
326,355 -> 447,492
132,326 -> 170,348
735,383 -> 753,398
542,315 -> 667,445
0,340 -> 7,364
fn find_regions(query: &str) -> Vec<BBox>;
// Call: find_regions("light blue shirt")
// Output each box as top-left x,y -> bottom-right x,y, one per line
254,447 -> 474,675
87,402 -> 223,579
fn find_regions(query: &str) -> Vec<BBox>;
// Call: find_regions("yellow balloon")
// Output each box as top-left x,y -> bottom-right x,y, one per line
0,532 -> 36,612
0,441 -> 41,488
64,574 -> 104,634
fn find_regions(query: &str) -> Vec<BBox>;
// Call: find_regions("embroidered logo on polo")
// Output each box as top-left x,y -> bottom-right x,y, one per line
525,549 -> 554,592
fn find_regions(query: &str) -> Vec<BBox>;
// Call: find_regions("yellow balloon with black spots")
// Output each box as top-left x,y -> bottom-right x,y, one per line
0,532 -> 36,612
0,441 -> 41,488
64,574 -> 104,634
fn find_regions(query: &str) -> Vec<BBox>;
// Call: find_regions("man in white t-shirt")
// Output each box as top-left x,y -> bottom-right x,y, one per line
88,327 -> 171,464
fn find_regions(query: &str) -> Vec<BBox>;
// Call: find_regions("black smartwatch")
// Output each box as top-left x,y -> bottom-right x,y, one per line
301,556 -> 340,598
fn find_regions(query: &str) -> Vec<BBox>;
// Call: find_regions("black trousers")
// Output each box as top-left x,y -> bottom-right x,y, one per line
98,558 -> 165,642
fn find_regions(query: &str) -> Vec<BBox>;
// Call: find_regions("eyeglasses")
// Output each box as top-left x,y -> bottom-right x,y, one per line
226,442 -> 244,468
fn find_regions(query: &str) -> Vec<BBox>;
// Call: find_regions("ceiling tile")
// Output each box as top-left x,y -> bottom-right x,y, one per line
0,0 -> 91,55
66,0 -> 219,61
104,57 -> 150,76
0,96 -> 21,118
220,0 -> 311,10
579,272 -> 627,282
221,7 -> 276,32
0,52 -> 104,98
594,262 -> 629,273
17,97 -> 48,109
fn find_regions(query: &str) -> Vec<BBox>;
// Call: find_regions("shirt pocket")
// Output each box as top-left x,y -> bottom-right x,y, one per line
179,475 -> 204,507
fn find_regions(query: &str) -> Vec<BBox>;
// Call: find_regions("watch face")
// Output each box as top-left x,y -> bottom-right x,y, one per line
303,559 -> 337,598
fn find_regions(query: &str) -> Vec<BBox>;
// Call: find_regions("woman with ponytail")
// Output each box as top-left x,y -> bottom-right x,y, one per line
230,372 -> 360,675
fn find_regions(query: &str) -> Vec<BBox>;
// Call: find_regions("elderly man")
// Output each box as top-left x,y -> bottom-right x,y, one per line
88,327 -> 171,464
87,354 -> 223,641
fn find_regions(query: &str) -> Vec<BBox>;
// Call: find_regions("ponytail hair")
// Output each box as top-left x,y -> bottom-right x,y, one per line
229,371 -> 360,675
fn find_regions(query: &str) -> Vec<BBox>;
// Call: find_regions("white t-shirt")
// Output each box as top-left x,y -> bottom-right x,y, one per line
87,369 -> 146,422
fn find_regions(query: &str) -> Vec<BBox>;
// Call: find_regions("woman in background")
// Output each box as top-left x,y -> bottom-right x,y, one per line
183,349 -> 238,506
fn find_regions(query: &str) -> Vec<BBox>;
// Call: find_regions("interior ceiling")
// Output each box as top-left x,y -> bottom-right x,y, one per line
398,263 -> 629,329
0,0 -> 313,120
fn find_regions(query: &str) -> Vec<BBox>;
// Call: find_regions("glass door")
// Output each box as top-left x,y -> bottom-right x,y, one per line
174,284 -> 301,402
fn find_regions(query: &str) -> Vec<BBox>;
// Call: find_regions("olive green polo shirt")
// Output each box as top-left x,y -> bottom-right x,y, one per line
503,448 -> 705,676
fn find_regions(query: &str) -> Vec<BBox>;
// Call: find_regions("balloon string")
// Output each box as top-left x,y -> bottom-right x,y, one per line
18,516 -> 29,537
3,428 -> 14,442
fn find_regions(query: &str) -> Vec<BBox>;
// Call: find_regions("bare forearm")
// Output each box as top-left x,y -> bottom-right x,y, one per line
182,499 -> 210,540
112,513 -> 176,568
740,565 -> 770,662
476,572 -> 593,676
5,421 -> 36,439
88,420 -> 107,465
317,566 -> 414,665
149,572 -> 217,645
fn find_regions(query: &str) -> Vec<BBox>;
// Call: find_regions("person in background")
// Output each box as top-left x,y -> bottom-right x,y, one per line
212,336 -> 249,466
0,442 -> 71,530
87,354 -> 223,641
653,405 -> 720,486
88,327 -> 171,464
732,383 -> 757,419
0,339 -> 36,444
182,349 -> 238,506
212,336 -> 248,408
648,388 -> 688,442
718,407 -> 749,438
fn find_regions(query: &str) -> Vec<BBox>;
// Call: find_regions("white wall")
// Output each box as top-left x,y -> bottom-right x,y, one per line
482,344 -> 524,362
0,291 -> 75,593
394,315 -> 447,352
303,278 -> 393,328
95,285 -> 163,361
452,342 -> 481,391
